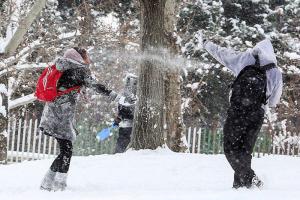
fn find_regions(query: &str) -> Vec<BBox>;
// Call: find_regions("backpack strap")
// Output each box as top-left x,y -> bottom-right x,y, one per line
260,63 -> 276,105
232,55 -> 260,86
260,63 -> 277,71
57,86 -> 81,97
230,56 -> 277,105
254,55 -> 260,66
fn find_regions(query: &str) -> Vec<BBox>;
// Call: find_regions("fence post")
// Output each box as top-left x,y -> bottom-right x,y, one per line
16,119 -> 22,162
187,127 -> 191,153
287,132 -> 291,156
220,129 -> 224,154
277,146 -> 280,155
7,118 -> 11,161
272,131 -> 276,155
216,129 -> 221,154
192,127 -> 197,153
43,135 -> 47,159
262,133 -> 266,156
256,138 -> 260,158
10,118 -> 17,162
197,128 -> 202,154
48,136 -> 53,159
37,130 -> 42,159
53,139 -> 57,158
21,119 -> 28,162
207,130 -> 211,154
26,119 -> 33,160
212,131 -> 216,154
32,119 -> 38,160
291,132 -> 295,156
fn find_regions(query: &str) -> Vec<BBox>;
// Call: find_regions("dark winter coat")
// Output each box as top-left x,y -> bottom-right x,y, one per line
39,55 -> 115,142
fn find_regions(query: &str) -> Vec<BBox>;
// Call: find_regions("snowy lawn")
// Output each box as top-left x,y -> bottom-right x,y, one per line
0,149 -> 300,200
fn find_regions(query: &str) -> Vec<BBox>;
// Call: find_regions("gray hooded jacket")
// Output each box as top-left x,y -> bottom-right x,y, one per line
204,39 -> 283,108
39,49 -> 118,141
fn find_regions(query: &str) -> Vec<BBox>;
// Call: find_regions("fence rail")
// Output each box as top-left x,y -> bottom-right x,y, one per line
6,117 -> 300,163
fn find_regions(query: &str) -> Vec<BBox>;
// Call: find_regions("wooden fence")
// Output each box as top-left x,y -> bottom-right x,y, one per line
185,127 -> 300,157
6,117 -> 300,163
7,117 -> 57,163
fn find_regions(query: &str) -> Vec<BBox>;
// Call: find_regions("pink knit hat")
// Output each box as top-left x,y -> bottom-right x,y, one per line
63,48 -> 84,63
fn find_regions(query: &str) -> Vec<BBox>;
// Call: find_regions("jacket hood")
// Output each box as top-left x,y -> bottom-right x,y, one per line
63,48 -> 85,63
55,56 -> 88,71
251,39 -> 277,66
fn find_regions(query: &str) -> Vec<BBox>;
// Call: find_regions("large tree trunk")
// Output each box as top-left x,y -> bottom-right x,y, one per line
164,0 -> 188,152
131,0 -> 167,150
4,0 -> 46,55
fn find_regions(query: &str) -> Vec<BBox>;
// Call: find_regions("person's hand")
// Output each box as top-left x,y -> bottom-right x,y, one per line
108,91 -> 122,102
194,30 -> 207,50
113,116 -> 121,128
125,94 -> 137,104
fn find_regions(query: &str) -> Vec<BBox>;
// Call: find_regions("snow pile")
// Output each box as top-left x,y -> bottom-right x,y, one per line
0,149 -> 300,200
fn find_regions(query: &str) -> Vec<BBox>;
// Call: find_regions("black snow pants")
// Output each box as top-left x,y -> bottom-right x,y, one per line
115,127 -> 132,153
50,138 -> 73,173
223,107 -> 264,187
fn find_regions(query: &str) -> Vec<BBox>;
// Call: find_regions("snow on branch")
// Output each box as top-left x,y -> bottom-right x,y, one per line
0,63 -> 48,78
4,0 -> 47,55
0,84 -> 8,117
8,93 -> 36,110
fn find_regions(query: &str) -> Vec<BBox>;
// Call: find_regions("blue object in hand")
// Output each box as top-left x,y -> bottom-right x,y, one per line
96,124 -> 118,141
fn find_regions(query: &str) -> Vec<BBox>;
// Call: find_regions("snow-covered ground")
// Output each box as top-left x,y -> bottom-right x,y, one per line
1,149 -> 300,200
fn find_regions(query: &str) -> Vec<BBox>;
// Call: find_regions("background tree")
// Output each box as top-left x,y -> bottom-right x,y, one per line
4,0 -> 47,55
0,72 -> 7,163
164,0 -> 188,152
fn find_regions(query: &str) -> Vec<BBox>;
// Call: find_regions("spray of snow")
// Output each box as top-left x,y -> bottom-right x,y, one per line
90,47 -> 209,74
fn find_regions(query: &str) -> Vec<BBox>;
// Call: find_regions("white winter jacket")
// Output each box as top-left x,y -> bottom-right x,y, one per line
203,39 -> 283,108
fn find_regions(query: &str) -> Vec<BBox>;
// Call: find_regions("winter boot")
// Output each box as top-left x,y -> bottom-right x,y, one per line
52,172 -> 68,191
232,173 -> 243,189
40,169 -> 56,191
250,175 -> 264,189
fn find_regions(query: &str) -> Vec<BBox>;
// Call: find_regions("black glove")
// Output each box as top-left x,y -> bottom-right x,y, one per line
109,91 -> 122,102
113,116 -> 122,127
118,104 -> 135,120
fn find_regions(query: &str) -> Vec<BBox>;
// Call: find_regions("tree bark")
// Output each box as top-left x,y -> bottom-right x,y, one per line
78,1 -> 93,46
0,59 -> 8,163
131,0 -> 167,150
4,0 -> 47,55
164,0 -> 188,152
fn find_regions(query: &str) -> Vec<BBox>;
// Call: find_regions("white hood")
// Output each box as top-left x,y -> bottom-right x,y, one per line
251,39 -> 277,66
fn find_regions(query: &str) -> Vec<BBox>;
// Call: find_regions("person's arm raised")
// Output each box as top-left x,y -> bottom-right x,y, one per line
203,41 -> 256,76
195,31 -> 255,76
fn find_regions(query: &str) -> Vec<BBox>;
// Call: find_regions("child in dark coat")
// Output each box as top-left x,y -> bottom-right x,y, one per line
113,74 -> 137,153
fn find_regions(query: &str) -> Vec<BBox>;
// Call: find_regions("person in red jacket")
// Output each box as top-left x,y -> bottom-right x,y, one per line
40,47 -> 122,191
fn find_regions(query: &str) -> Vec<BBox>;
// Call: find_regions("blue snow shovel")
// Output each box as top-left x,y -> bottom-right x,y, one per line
96,124 -> 118,141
